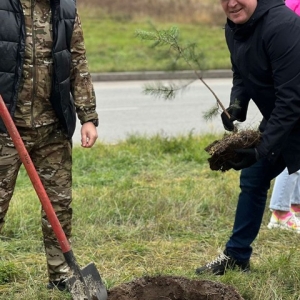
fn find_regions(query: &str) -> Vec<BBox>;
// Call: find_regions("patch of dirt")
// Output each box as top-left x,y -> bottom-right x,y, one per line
107,275 -> 244,300
205,129 -> 261,172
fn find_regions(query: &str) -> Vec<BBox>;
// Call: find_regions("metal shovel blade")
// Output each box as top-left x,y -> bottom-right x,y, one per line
67,262 -> 108,300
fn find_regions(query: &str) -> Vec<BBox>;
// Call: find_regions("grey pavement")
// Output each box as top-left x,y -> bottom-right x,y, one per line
73,76 -> 262,145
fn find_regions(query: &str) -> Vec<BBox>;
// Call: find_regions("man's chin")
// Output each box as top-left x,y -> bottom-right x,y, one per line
230,16 -> 248,24
229,11 -> 249,24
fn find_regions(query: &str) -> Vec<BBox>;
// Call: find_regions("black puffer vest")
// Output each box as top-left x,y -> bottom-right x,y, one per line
0,0 -> 76,138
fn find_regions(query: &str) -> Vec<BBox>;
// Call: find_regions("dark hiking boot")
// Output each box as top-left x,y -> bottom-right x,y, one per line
195,251 -> 250,275
47,279 -> 68,291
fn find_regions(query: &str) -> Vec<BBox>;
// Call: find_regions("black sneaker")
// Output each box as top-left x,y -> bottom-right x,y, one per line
195,251 -> 250,275
47,279 -> 68,291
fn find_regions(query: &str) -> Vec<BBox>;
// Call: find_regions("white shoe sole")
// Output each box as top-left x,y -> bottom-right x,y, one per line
267,222 -> 300,233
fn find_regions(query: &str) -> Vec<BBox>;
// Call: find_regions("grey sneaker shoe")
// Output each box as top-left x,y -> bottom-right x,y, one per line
195,251 -> 250,275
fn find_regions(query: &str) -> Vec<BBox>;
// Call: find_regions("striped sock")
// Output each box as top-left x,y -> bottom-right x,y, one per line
291,205 -> 300,213
273,211 -> 293,221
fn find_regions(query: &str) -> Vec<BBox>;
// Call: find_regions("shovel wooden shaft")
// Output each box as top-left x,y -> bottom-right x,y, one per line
0,95 -> 71,253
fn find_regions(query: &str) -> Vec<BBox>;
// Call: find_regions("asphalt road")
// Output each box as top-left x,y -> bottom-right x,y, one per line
73,78 -> 262,145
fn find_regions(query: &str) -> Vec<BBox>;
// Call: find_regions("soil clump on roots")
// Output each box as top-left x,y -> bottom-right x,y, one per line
205,129 -> 261,172
107,275 -> 244,300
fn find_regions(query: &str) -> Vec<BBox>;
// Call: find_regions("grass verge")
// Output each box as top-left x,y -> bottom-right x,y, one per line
78,7 -> 230,73
0,134 -> 298,299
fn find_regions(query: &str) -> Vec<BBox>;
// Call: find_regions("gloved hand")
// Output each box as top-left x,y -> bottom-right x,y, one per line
227,148 -> 259,170
221,106 -> 243,131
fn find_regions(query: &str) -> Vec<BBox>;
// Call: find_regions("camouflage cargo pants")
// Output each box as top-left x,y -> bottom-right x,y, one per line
0,124 -> 72,281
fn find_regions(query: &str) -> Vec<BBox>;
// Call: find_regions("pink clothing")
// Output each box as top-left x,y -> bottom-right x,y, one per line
286,0 -> 300,15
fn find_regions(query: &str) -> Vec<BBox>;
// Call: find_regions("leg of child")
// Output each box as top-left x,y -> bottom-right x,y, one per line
290,170 -> 300,214
268,168 -> 300,231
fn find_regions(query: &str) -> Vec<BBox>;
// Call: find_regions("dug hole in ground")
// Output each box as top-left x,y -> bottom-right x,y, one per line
107,275 -> 244,300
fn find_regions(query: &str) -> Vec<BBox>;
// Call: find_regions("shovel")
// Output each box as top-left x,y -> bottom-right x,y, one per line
0,95 -> 107,300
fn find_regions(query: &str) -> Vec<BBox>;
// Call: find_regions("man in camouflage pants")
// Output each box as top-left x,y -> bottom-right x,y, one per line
0,0 -> 99,291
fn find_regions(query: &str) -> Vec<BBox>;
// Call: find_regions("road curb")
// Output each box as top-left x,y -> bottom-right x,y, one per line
91,69 -> 232,82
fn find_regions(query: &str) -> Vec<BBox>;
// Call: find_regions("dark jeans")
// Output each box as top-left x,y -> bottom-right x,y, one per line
225,156 -> 286,261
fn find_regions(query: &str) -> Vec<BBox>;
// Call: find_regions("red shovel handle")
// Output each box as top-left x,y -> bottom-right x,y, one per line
0,95 -> 71,253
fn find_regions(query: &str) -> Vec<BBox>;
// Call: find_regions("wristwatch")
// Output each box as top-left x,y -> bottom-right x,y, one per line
83,119 -> 99,127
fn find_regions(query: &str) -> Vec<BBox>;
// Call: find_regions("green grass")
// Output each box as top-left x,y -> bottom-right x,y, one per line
1,133 -> 300,299
79,9 -> 230,73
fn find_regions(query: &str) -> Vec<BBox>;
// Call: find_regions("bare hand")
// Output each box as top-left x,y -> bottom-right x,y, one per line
81,122 -> 98,148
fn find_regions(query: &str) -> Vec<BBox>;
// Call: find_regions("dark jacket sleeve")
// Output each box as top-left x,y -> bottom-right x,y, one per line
225,25 -> 251,122
229,59 -> 251,122
256,21 -> 300,162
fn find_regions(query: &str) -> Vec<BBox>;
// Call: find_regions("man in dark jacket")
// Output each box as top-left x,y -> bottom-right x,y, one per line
0,0 -> 98,290
196,0 -> 300,275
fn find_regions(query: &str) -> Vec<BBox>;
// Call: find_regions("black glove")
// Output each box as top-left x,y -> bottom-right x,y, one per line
227,148 -> 259,170
221,105 -> 246,131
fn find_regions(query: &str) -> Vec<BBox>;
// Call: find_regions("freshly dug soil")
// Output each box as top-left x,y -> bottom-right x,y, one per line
107,275 -> 244,300
205,129 -> 261,172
